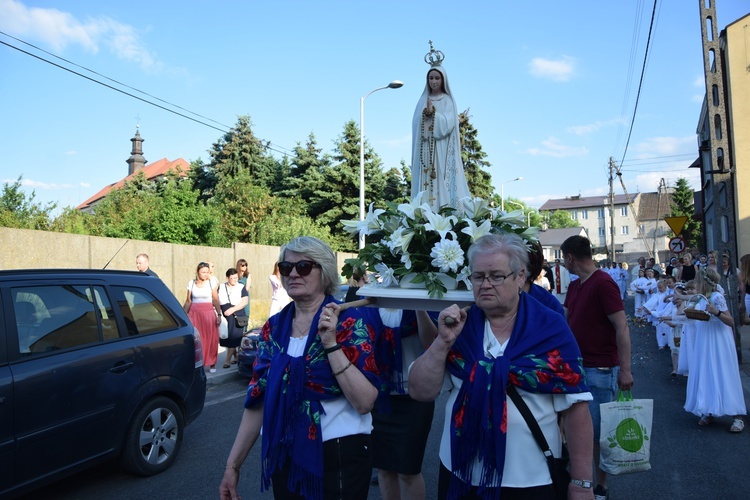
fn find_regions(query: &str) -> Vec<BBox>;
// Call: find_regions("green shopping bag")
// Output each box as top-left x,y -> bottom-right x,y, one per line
599,390 -> 652,474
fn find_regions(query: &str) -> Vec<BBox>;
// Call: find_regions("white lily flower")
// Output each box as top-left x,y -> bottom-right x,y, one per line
461,197 -> 491,219
456,265 -> 472,289
400,251 -> 413,270
398,192 -> 426,220
430,238 -> 465,273
423,210 -> 458,239
374,262 -> 398,287
386,226 -> 415,254
340,203 -> 385,237
461,217 -> 492,243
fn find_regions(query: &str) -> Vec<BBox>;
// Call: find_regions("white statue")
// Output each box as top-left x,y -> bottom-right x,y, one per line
411,41 -> 470,210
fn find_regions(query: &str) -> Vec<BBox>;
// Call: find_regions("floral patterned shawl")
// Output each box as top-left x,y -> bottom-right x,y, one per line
445,292 -> 588,498
244,296 -> 380,499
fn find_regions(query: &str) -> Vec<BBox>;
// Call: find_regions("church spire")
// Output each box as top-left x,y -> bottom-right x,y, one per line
126,126 -> 147,175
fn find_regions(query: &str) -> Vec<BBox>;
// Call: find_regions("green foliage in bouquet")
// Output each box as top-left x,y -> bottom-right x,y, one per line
341,195 -> 538,298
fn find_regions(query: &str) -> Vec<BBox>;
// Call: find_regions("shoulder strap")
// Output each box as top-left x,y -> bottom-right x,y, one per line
224,283 -> 234,307
506,385 -> 556,465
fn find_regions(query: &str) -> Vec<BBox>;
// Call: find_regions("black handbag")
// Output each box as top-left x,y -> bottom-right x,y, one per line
506,384 -> 570,500
224,284 -> 249,329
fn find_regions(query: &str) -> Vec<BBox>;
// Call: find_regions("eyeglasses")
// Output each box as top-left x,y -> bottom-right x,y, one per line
240,264 -> 248,267
278,260 -> 321,277
469,271 -> 515,287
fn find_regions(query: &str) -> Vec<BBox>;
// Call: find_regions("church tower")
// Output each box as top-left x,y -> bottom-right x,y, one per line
126,127 -> 147,175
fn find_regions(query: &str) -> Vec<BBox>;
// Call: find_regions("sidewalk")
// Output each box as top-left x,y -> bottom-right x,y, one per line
738,324 -> 750,397
204,345 -> 245,386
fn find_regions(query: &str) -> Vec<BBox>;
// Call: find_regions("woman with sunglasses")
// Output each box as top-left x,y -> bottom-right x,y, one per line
236,259 -> 252,328
409,233 -> 593,499
183,262 -> 222,373
220,237 -> 381,499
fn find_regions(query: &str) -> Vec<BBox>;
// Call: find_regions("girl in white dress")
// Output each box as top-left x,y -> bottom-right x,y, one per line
684,268 -> 746,432
631,269 -> 649,318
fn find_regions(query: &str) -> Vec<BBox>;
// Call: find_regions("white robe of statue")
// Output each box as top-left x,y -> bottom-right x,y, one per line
411,65 -> 470,210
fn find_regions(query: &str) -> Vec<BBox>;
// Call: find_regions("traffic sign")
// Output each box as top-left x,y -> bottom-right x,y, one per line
669,237 -> 686,254
665,216 -> 688,236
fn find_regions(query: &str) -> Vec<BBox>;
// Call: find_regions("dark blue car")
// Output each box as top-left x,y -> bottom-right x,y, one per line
0,269 -> 206,498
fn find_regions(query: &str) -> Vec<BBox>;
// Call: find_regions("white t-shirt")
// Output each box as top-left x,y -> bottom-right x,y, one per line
187,280 -> 214,303
287,336 -> 372,441
438,320 -> 591,487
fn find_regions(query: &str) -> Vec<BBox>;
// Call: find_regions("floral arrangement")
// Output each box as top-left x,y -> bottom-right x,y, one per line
341,193 -> 539,298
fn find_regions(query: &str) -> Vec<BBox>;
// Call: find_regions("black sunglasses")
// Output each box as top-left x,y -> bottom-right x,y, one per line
278,260 -> 321,277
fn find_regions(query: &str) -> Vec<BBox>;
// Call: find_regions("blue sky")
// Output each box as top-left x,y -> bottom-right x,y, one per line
1,0 -> 748,213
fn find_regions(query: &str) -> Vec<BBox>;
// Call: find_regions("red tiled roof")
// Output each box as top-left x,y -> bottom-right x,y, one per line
76,158 -> 189,211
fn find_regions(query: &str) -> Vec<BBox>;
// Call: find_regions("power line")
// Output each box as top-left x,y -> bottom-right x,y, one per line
618,0 -> 660,168
0,32 -> 295,158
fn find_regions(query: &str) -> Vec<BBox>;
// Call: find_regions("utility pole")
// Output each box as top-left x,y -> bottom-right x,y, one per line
608,158 -> 616,262
652,178 -> 666,263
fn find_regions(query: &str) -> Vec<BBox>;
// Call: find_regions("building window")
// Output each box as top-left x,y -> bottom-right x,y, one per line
620,206 -> 628,216
639,224 -> 645,235
621,226 -> 629,235
581,209 -> 588,220
598,208 -> 605,218
570,210 -> 578,220
598,227 -> 605,236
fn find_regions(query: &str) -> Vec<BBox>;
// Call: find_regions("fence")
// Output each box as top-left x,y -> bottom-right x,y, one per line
0,227 -> 355,325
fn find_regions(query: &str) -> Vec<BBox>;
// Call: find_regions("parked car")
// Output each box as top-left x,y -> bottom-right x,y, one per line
0,269 -> 207,498
237,328 -> 261,378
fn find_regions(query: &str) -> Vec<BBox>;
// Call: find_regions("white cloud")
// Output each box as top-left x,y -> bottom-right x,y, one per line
0,0 -> 161,71
566,118 -> 622,136
80,182 -> 91,188
21,178 -> 75,190
528,56 -> 576,82
527,137 -> 588,158
633,136 -> 695,156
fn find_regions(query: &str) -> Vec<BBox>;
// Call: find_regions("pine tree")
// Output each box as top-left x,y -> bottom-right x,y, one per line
459,110 -> 495,200
668,177 -> 701,248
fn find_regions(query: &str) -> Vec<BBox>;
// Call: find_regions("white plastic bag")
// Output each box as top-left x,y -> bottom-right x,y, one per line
600,390 -> 652,475
218,315 -> 229,340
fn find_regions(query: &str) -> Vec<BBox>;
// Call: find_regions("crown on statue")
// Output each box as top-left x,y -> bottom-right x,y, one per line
423,40 -> 445,67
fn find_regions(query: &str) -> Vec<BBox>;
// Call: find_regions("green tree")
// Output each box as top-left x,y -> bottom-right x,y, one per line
459,110 -> 495,199
383,162 -> 411,204
543,209 -> 581,229
308,121 -> 387,250
276,133 -> 329,202
0,177 -> 56,230
668,177 -> 701,248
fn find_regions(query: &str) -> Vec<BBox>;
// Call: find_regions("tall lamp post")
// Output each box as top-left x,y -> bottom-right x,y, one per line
360,80 -> 404,248
504,199 -> 534,226
500,177 -> 523,212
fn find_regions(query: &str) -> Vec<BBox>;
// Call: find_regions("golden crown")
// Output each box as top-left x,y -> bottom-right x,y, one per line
424,40 -> 445,67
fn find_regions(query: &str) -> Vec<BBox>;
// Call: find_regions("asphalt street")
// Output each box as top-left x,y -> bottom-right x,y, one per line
22,295 -> 750,499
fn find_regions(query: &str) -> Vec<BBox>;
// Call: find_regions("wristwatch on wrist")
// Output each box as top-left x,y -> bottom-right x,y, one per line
570,479 -> 592,489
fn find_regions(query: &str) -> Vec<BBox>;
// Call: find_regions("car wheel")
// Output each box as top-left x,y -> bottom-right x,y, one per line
120,396 -> 184,476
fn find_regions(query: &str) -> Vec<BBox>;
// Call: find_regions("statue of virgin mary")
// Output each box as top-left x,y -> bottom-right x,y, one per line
411,42 -> 470,210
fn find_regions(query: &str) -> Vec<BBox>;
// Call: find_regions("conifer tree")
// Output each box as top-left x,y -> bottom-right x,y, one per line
459,110 -> 495,200
668,177 -> 701,248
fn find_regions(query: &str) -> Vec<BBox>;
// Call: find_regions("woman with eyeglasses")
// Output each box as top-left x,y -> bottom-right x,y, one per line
183,262 -> 222,373
236,259 -> 252,328
220,237 -> 381,499
409,233 -> 594,499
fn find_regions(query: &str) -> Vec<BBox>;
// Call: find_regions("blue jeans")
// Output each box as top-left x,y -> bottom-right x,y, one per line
585,366 -> 620,442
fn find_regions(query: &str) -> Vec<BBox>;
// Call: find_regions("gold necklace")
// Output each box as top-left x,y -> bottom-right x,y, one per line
293,318 -> 309,338
492,311 -> 518,340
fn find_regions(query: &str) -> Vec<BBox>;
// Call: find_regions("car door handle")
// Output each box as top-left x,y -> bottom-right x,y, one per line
110,361 -> 135,373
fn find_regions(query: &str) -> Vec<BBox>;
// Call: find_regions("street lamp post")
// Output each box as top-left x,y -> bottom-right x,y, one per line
500,177 -> 523,212
359,80 -> 404,248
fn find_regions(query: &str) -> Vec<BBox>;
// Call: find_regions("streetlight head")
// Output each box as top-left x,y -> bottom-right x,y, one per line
388,80 -> 404,89
516,177 -> 523,181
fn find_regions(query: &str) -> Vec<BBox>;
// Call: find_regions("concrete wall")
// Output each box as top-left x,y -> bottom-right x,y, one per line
0,227 -> 356,326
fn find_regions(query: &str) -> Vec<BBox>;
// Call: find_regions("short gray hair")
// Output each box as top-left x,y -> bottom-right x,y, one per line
467,233 -> 529,277
279,236 -> 340,296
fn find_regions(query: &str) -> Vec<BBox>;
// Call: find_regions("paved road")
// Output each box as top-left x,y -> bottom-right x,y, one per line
23,296 -> 750,499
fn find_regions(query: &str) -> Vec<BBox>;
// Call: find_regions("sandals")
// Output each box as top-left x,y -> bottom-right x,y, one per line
698,415 -> 714,426
730,419 -> 745,433
222,364 -> 231,369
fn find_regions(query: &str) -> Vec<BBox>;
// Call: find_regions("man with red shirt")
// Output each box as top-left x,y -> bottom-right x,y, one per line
561,235 -> 633,500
